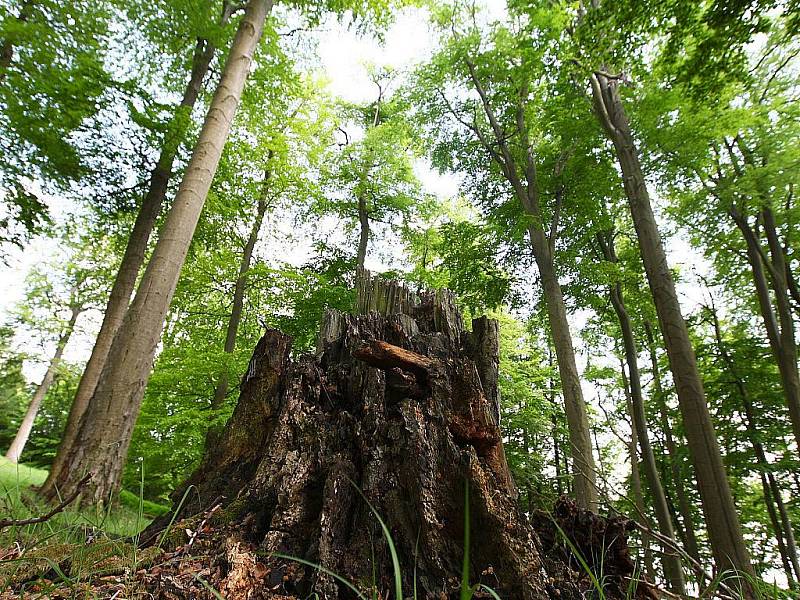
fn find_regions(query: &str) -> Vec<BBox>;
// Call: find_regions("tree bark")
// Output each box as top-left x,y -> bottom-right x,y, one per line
534,241 -> 598,511
644,321 -> 706,583
41,6 -> 231,499
598,234 -> 686,593
731,208 -> 800,456
41,0 -> 274,505
5,301 -> 82,463
591,72 -> 755,582
211,171 -> 270,411
621,360 -> 655,581
137,272 -> 649,600
706,302 -> 800,584
457,59 -> 598,510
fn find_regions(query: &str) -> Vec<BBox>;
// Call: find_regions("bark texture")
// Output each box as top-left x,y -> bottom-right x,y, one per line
41,5 -> 232,499
41,0 -> 273,505
591,72 -> 755,581
139,273 -> 648,600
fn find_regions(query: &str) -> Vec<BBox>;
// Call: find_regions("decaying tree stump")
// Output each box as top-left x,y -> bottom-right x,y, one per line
139,271 -> 650,600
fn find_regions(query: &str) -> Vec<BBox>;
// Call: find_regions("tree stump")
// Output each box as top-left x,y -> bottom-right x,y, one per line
139,272 -> 648,600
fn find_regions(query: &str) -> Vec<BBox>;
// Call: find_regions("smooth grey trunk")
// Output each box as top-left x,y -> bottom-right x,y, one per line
620,361 -> 655,581
41,0 -> 274,504
5,301 -> 82,463
644,321 -> 705,584
598,234 -> 685,593
731,207 -> 800,455
42,9 -> 229,498
457,59 -> 598,510
211,177 -> 270,411
707,302 -> 800,583
591,72 -> 754,581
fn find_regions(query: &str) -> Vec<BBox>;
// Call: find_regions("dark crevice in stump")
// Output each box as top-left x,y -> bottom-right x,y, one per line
139,271 -> 651,600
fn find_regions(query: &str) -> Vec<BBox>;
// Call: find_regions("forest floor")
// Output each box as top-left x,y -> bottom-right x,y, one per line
0,458 -> 173,598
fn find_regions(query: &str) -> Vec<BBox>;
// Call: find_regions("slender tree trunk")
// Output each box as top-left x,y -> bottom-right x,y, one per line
460,57 -> 598,510
211,176 -> 270,411
609,295 -> 685,590
707,303 -> 800,584
732,209 -> 800,455
356,191 -> 369,270
762,207 -> 800,452
534,240 -> 598,510
42,9 -> 230,498
620,361 -> 656,581
591,73 -> 754,581
548,348 -> 564,497
41,0 -> 274,504
5,302 -> 82,463
644,321 -> 705,588
0,0 -> 34,81
599,233 -> 685,591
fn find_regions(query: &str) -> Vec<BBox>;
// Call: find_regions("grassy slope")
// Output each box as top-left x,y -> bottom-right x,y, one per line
0,457 -> 168,539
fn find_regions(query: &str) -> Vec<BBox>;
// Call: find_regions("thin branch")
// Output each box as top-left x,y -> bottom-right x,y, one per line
0,473 -> 92,529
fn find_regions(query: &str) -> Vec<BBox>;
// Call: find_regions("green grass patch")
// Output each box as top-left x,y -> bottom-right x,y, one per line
0,457 -> 169,540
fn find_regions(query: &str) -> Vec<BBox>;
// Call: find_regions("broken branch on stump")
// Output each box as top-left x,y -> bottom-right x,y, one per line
0,473 -> 92,529
353,339 -> 435,380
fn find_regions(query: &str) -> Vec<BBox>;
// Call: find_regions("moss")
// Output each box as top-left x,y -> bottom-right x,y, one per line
0,541 -> 163,589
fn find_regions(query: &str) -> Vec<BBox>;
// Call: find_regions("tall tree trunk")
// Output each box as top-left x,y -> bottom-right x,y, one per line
5,301 -> 82,463
644,321 -> 706,584
40,0 -> 274,505
548,347 -> 565,497
460,58 -> 598,510
731,208 -> 800,455
591,73 -> 755,581
211,175 -> 270,411
42,7 -> 231,498
707,302 -> 800,584
620,360 -> 656,582
0,0 -> 34,81
534,241 -> 598,510
356,191 -> 369,270
598,234 -> 686,592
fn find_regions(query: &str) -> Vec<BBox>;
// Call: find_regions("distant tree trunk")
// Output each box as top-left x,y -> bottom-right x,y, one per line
5,300 -> 82,463
0,0 -> 34,81
644,321 -> 705,586
42,5 -> 233,498
731,207 -> 800,456
457,59 -> 598,510
356,190 -> 369,270
548,348 -> 565,497
620,361 -> 655,582
211,173 -> 270,412
706,302 -> 800,584
40,0 -> 274,505
591,72 -> 754,582
598,233 -> 686,593
534,242 -> 598,510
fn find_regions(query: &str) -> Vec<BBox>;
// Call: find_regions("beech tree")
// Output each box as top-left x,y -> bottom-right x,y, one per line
41,0 -> 276,504
413,7 -> 599,510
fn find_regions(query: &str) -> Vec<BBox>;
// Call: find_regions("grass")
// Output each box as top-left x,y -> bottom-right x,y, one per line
0,456 -> 168,539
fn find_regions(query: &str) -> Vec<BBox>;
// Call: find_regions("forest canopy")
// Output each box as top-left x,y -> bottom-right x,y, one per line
0,0 -> 799,597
